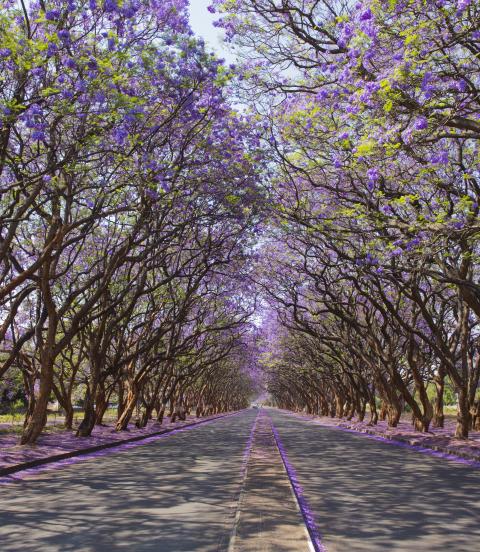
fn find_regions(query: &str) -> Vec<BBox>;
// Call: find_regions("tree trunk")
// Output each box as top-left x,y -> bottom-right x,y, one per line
379,401 -> 387,421
472,401 -> 480,431
136,404 -> 154,428
432,367 -> 446,428
157,404 -> 166,424
358,400 -> 366,422
64,405 -> 74,429
117,379 -> 125,420
20,351 -> 54,445
76,386 -> 96,437
23,389 -> 36,429
95,386 -> 108,425
369,406 -> 378,425
455,387 -> 470,439
387,401 -> 401,427
116,389 -> 137,431
334,393 -> 344,418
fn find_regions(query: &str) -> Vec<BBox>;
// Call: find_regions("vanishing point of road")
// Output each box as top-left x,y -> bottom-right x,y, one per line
1,409 -> 479,552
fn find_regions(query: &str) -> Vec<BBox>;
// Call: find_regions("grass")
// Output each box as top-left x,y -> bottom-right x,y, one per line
0,407 -> 119,429
0,412 -> 26,424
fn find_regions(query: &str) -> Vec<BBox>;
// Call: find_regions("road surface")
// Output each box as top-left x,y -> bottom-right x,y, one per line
0,408 -> 479,551
269,409 -> 480,552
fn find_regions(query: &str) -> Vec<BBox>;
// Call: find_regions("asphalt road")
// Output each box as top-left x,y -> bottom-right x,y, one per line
1,408 -> 479,552
267,409 -> 480,552
0,411 -> 257,552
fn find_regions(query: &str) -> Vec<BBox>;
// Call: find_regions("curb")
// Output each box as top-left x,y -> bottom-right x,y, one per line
340,423 -> 480,463
0,411 -> 241,477
279,410 -> 480,466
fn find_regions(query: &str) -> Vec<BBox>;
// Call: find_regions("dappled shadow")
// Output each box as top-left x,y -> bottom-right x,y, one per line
0,411 -> 258,552
268,410 -> 480,552
0,414 -> 218,471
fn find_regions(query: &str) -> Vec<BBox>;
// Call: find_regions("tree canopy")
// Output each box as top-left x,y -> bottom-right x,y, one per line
1,0 -> 480,443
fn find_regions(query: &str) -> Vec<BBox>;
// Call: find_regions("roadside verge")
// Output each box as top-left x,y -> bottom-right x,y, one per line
0,411 -> 241,479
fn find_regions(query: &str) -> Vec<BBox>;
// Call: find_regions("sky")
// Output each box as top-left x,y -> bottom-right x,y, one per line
188,0 -> 235,63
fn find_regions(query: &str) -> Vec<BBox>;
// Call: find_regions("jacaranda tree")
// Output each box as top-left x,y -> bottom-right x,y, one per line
212,0 -> 480,437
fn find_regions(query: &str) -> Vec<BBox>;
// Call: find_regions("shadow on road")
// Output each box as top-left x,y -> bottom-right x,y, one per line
269,410 -> 480,552
0,411 -> 258,552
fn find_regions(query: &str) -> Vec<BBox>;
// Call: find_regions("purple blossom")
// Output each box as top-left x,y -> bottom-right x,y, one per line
414,116 -> 428,130
365,253 -> 379,265
343,23 -> 355,39
65,57 -> 77,69
32,130 -> 46,141
406,238 -> 421,250
104,0 -> 118,13
360,8 -> 373,21
47,42 -> 58,57
145,188 -> 159,200
159,179 -> 170,192
45,9 -> 61,21
113,127 -> 128,145
26,65 -> 40,78
30,104 -> 43,116
366,168 -> 380,191
431,151 -> 449,164
75,80 -> 87,92
421,72 -> 435,98
58,30 -> 71,43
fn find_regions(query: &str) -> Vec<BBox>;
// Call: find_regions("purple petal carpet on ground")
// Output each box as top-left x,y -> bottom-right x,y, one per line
281,410 -> 480,468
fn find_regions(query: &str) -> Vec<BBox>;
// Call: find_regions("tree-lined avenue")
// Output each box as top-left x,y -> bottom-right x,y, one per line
2,1 -> 480,549
1,409 -> 479,551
